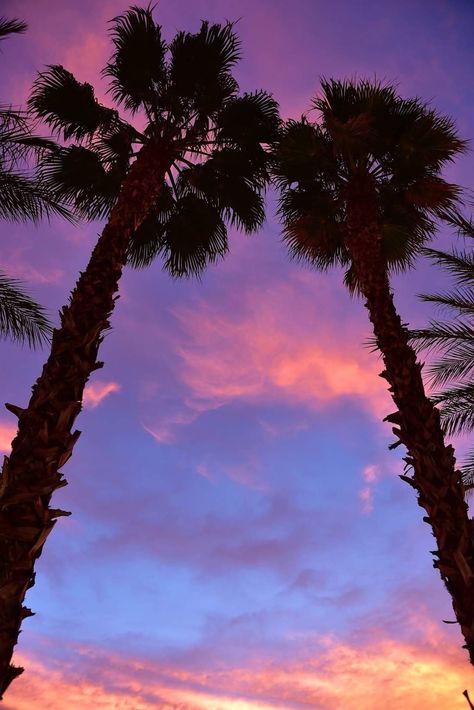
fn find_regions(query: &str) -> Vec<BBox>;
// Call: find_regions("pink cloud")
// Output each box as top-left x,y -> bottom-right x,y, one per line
0,421 -> 17,453
143,409 -> 201,444
1,258 -> 64,285
173,276 -> 391,421
6,626 -> 472,710
358,464 -> 381,514
362,464 -> 380,483
359,486 -> 374,514
196,463 -> 214,481
83,381 -> 120,409
221,460 -> 269,491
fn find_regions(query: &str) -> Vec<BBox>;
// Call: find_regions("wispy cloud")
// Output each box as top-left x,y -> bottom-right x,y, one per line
143,408 -> 201,444
173,279 -> 390,423
83,381 -> 121,409
358,464 -> 381,514
1,259 -> 64,285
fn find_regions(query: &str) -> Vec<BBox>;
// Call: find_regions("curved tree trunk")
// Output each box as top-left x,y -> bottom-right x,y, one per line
345,176 -> 474,664
0,140 -> 171,696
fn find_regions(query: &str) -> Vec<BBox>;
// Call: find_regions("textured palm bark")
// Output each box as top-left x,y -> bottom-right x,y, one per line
345,176 -> 474,664
0,140 -> 172,696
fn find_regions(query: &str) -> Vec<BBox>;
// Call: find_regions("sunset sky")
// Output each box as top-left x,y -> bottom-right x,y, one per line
1,1 -> 474,708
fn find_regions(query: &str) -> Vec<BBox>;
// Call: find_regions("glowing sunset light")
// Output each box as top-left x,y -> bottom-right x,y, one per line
6,631 -> 473,710
0,0 -> 473,707
0,422 -> 17,453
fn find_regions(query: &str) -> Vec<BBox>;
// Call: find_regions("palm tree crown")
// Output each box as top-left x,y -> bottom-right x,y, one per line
29,6 -> 280,277
274,79 -> 465,288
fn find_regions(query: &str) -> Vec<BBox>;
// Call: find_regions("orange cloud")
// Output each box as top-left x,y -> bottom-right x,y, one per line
0,421 -> 17,453
174,277 -> 391,420
6,629 -> 473,710
83,381 -> 121,409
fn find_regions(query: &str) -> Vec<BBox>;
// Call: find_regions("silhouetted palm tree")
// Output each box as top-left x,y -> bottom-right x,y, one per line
274,79 -> 474,664
412,210 -> 474,489
0,17 -> 67,346
0,6 -> 279,695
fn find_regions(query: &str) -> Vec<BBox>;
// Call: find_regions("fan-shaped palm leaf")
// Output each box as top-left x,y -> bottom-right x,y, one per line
29,65 -> 117,140
159,194 -> 227,277
104,5 -> 166,113
170,21 -> 240,119
0,272 -> 51,347
39,145 -> 122,219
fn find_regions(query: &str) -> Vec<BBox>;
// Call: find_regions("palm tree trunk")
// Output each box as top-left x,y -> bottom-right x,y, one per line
345,176 -> 474,665
0,140 -> 171,696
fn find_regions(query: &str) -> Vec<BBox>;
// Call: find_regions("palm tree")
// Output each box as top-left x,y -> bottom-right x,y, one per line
411,211 -> 474,489
0,17 -> 67,347
0,5 -> 279,696
273,79 -> 474,664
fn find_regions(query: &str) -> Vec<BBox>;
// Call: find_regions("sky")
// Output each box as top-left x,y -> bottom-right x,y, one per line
1,0 -> 474,708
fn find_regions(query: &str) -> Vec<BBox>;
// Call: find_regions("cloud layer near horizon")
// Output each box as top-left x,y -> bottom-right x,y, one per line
1,0 -> 473,707
6,627 -> 472,710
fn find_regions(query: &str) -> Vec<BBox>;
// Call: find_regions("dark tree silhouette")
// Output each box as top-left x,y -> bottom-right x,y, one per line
0,6 -> 279,695
274,79 -> 474,664
0,17 -> 68,347
411,211 -> 474,490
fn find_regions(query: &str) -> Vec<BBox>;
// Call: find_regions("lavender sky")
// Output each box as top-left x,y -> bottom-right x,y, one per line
1,1 -> 474,708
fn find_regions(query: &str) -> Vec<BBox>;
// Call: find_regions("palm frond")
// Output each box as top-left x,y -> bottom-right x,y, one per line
435,382 -> 474,437
179,157 -> 265,233
314,78 -> 467,180
160,194 -> 228,277
404,177 -> 461,215
411,321 -> 474,351
420,287 -> 474,316
421,247 -> 474,284
126,182 -> 174,268
314,78 -> 397,124
104,5 -> 166,113
273,119 -> 340,188
29,65 -> 117,140
0,168 -> 71,222
0,106 -> 57,169
216,91 -> 281,148
170,21 -> 240,118
0,17 -> 27,40
388,103 -> 467,179
460,450 -> 474,493
39,146 -> 120,219
278,185 -> 347,269
439,208 -> 474,238
428,343 -> 474,387
314,79 -> 395,159
92,121 -> 138,172
0,271 -> 51,347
